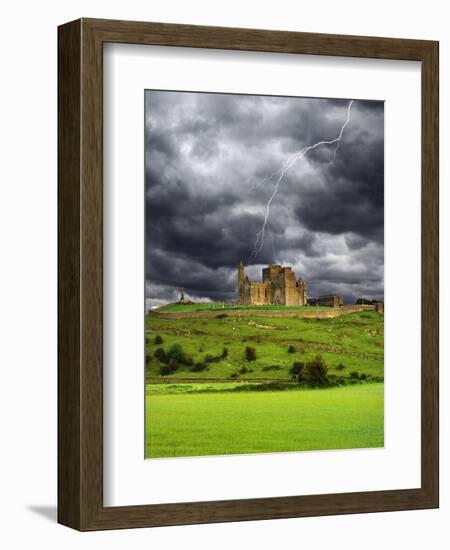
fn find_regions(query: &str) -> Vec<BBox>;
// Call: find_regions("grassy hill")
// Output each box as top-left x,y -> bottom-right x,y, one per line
145,309 -> 384,458
145,310 -> 384,381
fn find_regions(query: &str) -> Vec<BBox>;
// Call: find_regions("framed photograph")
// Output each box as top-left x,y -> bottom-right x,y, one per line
58,18 -> 439,530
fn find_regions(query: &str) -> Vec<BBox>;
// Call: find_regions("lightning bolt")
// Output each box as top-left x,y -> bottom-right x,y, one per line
249,100 -> 354,261
266,220 -> 276,259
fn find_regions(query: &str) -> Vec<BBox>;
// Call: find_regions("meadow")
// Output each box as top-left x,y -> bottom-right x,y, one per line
146,383 -> 384,457
145,310 -> 384,381
144,308 -> 384,458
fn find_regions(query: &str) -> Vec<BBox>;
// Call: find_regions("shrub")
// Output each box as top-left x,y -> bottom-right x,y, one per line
191,362 -> 208,372
245,346 -> 256,361
328,374 -> 347,386
360,373 -> 368,380
145,353 -> 152,365
335,363 -> 346,371
221,347 -> 229,359
262,365 -> 281,371
288,345 -> 296,354
154,335 -> 163,345
290,361 -> 305,381
167,344 -> 185,362
204,353 -> 221,364
349,371 -> 360,380
303,355 -> 329,387
231,381 -> 293,393
166,344 -> 194,367
159,362 -> 178,376
215,313 -> 227,319
229,372 -> 239,379
154,347 -> 168,363
239,366 -> 253,374
155,344 -> 194,369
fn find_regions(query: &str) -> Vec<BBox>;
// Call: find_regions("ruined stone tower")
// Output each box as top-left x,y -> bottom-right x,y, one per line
237,263 -> 307,306
237,261 -> 245,301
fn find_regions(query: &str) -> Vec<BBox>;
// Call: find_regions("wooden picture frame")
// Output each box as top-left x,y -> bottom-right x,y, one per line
58,18 -> 439,531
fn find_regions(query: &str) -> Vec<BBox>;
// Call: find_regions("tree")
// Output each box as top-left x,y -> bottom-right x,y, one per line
154,347 -> 168,363
167,344 -> 185,362
304,355 -> 329,387
290,361 -> 305,381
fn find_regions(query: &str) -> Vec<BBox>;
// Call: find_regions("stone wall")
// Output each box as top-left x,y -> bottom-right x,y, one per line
150,304 -> 377,320
249,282 -> 270,305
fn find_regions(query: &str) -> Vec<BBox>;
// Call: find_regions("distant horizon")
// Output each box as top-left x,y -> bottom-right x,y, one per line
145,90 -> 384,310
146,261 -> 384,313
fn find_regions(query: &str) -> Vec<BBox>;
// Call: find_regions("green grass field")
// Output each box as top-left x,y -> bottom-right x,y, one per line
145,309 -> 384,458
146,383 -> 384,458
145,310 -> 384,380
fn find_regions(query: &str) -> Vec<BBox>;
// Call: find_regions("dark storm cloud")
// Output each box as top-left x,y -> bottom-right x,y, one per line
293,110 -> 384,242
145,91 -> 384,308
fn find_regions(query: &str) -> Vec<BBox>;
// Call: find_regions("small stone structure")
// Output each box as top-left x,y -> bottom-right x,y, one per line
356,297 -> 384,313
317,294 -> 344,308
308,295 -> 343,307
237,262 -> 307,306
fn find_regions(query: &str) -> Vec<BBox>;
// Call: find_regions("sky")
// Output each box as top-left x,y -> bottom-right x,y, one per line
145,90 -> 384,309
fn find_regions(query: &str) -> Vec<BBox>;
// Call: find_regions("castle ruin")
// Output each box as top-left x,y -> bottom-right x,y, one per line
237,262 -> 307,306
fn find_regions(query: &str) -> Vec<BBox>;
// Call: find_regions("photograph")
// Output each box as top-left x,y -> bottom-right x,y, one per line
144,89 -> 385,459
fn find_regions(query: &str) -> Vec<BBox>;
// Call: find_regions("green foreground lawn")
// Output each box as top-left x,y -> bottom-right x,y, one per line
146,383 -> 384,458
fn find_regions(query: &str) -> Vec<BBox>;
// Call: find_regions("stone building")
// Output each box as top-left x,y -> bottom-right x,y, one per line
317,294 -> 343,307
237,262 -> 307,306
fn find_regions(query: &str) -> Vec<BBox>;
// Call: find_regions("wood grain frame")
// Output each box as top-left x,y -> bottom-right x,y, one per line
58,18 -> 439,531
